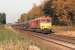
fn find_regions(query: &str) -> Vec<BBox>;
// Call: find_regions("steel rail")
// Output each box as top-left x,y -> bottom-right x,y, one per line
31,32 -> 75,50
11,25 -> 75,49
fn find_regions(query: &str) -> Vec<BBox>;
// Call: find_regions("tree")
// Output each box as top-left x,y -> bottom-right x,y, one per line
51,0 -> 75,25
43,0 -> 54,16
0,13 -> 6,24
1,13 -> 6,24
20,13 -> 26,22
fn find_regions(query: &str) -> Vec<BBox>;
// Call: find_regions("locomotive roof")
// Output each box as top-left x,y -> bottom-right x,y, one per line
29,16 -> 51,22
28,16 -> 51,22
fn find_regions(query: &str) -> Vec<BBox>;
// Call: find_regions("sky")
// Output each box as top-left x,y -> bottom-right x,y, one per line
0,0 -> 42,23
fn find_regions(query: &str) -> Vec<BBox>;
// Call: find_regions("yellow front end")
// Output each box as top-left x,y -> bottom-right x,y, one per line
40,22 -> 52,30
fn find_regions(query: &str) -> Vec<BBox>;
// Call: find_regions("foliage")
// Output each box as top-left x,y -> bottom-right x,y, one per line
0,13 -> 6,24
43,0 -> 53,16
0,29 -> 30,50
43,0 -> 75,25
52,0 -> 75,25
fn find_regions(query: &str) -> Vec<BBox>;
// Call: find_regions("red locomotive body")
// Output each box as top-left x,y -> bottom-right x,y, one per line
26,16 -> 53,33
29,20 -> 39,29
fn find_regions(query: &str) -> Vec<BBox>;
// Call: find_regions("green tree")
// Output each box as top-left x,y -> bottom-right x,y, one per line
52,0 -> 75,25
0,13 -> 6,24
1,13 -> 6,24
43,0 -> 54,16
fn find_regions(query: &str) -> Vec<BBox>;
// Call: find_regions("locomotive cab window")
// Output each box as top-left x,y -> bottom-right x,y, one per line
40,19 -> 51,23
47,19 -> 51,22
41,19 -> 46,22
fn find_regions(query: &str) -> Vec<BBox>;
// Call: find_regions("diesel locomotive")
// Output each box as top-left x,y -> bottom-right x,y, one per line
24,16 -> 53,34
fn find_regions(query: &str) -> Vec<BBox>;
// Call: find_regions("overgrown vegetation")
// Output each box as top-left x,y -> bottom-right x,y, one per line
43,0 -> 75,26
0,29 -> 30,50
0,13 -> 6,24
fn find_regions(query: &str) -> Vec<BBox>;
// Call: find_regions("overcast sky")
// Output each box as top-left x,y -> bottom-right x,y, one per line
0,0 -> 42,23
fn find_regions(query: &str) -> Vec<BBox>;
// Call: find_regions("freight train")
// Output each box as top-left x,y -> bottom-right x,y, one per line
24,16 -> 53,34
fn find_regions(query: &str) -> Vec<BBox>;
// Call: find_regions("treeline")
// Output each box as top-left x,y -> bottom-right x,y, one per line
0,13 -> 6,24
43,0 -> 75,25
19,0 -> 75,26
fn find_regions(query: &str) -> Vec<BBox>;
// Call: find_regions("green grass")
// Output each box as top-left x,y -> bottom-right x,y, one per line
0,29 -> 25,42
0,29 -> 31,50
0,29 -> 49,50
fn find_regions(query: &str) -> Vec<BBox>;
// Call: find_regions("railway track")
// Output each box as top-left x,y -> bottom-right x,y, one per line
12,25 -> 75,50
31,32 -> 75,50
